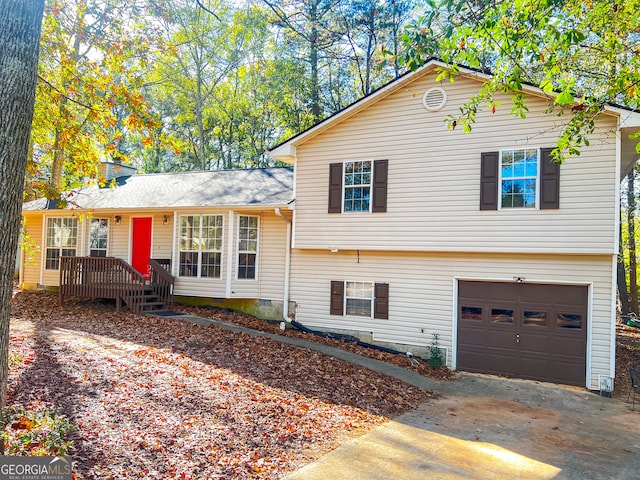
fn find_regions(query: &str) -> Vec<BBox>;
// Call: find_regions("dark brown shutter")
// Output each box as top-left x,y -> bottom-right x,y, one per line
480,152 -> 499,210
330,280 -> 344,315
372,159 -> 388,213
539,147 -> 560,209
328,163 -> 343,213
374,283 -> 389,319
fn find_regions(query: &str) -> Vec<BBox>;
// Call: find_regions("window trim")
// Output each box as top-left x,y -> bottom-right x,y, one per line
330,280 -> 389,319
344,280 -> 375,318
89,218 -> 109,257
236,214 -> 259,281
44,217 -> 78,270
328,159 -> 388,214
178,214 -> 224,279
342,160 -> 373,213
498,147 -> 540,210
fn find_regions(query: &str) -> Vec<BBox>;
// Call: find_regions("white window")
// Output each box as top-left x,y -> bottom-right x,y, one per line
45,217 -> 78,270
89,218 -> 109,257
345,281 -> 374,317
179,215 -> 223,278
500,148 -> 538,208
237,215 -> 258,279
343,161 -> 372,212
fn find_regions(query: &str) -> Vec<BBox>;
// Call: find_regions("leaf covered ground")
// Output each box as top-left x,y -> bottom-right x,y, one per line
8,291 -> 435,479
615,321 -> 640,401
177,305 -> 455,381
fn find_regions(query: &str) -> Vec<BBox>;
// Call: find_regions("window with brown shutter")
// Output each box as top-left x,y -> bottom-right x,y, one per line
330,280 -> 388,318
328,160 -> 388,213
483,148 -> 560,210
480,151 -> 499,210
374,283 -> 389,319
539,147 -> 560,209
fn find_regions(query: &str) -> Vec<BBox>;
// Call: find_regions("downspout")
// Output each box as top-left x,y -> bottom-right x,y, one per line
275,207 -> 292,322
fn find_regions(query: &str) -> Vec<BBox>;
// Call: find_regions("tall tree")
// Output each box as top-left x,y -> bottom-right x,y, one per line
0,0 -> 45,442
618,195 -> 630,316
401,0 -> 640,160
263,0 -> 343,122
28,0 -> 160,200
338,0 -> 413,96
148,0 -> 256,170
628,169 -> 639,313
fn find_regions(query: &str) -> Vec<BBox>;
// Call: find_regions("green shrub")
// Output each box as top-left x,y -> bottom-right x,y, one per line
428,333 -> 445,368
1,404 -> 76,456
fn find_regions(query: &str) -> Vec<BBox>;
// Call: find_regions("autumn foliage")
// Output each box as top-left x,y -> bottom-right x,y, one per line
8,291 -> 433,478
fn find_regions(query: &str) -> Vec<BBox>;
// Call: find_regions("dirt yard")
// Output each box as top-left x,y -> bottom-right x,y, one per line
8,290 -> 434,479
8,289 -> 639,478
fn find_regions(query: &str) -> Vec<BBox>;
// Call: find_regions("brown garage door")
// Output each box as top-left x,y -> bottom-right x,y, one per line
457,281 -> 587,386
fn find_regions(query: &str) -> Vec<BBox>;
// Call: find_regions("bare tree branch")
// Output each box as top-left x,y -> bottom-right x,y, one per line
195,0 -> 220,21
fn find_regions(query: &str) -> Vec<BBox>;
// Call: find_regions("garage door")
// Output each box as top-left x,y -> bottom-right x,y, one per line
457,281 -> 587,386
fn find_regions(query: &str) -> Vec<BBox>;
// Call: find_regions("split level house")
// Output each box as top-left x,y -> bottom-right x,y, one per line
21,59 -> 640,391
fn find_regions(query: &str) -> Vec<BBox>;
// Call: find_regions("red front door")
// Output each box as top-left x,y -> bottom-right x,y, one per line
131,217 -> 152,279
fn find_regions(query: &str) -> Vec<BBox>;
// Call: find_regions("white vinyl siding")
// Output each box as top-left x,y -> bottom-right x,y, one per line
20,214 -> 43,288
292,73 -> 618,254
289,249 -> 614,390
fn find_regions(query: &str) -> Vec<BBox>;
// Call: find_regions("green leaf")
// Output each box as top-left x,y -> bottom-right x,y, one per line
556,90 -> 574,105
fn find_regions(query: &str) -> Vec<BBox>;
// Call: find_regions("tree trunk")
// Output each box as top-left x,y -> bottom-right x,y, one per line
363,8 -> 374,95
618,194 -> 630,315
309,0 -> 321,122
195,65 -> 206,170
50,21 -> 81,193
0,0 -> 45,453
628,169 -> 638,312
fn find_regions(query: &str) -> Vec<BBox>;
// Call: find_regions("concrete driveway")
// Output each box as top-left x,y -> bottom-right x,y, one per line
285,374 -> 640,480
173,313 -> 640,479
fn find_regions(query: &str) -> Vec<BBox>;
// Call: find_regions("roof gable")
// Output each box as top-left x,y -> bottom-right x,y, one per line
269,58 -> 640,162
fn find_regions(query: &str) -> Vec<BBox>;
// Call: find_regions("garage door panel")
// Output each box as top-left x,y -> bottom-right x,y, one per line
520,334 -> 550,352
551,336 -> 585,357
551,356 -> 586,384
519,356 -> 551,380
456,351 -> 485,372
485,352 -> 518,375
458,281 -> 587,386
486,330 -> 516,349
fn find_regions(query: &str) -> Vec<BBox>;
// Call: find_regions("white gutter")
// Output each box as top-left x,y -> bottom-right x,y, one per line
225,210 -> 235,298
275,207 -> 293,322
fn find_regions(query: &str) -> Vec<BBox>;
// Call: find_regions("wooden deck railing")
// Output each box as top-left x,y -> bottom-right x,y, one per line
59,257 -> 175,315
149,258 -> 174,309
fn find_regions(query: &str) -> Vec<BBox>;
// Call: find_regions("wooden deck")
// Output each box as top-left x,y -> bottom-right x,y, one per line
59,257 -> 175,315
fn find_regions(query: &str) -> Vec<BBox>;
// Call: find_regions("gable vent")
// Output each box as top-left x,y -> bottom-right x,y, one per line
422,87 -> 447,112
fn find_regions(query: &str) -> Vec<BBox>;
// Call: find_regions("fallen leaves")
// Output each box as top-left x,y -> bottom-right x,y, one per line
615,322 -> 640,400
8,291 -> 434,479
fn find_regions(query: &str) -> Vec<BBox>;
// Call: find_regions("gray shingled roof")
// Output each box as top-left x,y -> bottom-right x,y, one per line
23,167 -> 294,211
